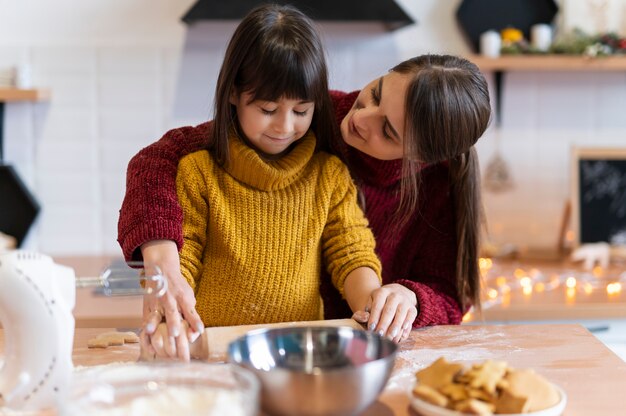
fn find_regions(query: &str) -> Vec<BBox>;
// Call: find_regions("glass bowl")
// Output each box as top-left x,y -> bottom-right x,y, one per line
62,362 -> 259,416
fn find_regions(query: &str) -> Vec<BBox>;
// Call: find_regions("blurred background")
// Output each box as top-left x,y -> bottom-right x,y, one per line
1,0 -> 625,256
2,0 -> 625,359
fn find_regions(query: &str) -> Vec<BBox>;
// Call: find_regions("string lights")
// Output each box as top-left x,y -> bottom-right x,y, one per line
463,258 -> 626,321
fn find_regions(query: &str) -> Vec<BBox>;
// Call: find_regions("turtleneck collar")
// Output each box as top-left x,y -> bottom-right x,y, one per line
343,145 -> 404,188
224,130 -> 317,191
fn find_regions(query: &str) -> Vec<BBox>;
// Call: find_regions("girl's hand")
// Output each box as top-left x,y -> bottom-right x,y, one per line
358,283 -> 418,343
140,321 -> 195,361
140,240 -> 204,361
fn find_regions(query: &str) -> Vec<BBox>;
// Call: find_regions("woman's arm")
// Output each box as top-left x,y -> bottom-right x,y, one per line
143,153 -> 212,361
120,122 -> 212,361
117,122 -> 213,261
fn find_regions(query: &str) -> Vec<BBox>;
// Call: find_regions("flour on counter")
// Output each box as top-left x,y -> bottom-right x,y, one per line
386,327 -> 523,392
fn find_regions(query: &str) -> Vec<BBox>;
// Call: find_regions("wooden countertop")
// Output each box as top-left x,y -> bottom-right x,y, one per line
3,324 -> 624,415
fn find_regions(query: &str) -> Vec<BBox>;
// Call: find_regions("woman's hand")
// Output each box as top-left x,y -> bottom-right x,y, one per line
139,240 -> 204,361
353,283 -> 418,343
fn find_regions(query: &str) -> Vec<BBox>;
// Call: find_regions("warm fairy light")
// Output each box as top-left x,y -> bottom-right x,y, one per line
501,291 -> 511,307
479,261 -> 625,311
519,276 -> 532,288
566,230 -> 574,242
496,276 -> 507,286
463,311 -> 473,322
479,257 -> 493,270
549,275 -> 561,290
607,282 -> 622,295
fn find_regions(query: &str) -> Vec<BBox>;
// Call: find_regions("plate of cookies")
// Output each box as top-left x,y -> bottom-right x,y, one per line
410,357 -> 567,416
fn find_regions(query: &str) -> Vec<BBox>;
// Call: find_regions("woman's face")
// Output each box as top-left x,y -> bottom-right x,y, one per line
340,71 -> 410,161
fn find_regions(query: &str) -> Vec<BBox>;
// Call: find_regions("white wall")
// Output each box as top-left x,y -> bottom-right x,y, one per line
1,0 -> 626,256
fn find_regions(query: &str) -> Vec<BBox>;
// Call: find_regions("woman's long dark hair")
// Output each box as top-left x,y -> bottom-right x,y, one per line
210,4 -> 336,163
392,54 -> 492,312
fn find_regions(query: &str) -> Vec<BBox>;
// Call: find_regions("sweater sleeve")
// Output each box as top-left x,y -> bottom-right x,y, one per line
117,122 -> 213,261
175,152 -> 210,291
321,158 -> 382,295
397,279 -> 464,327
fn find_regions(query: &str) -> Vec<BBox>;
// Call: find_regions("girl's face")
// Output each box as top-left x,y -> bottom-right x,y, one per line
231,91 -> 315,158
340,71 -> 409,161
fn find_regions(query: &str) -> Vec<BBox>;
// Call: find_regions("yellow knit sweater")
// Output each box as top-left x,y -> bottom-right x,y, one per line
176,130 -> 381,327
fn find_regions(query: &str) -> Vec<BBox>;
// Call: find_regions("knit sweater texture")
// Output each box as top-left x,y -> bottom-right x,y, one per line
176,130 -> 380,326
118,90 -> 464,327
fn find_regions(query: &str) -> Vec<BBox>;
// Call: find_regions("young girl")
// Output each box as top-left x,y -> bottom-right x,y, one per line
132,4 -> 416,360
119,33 -> 491,360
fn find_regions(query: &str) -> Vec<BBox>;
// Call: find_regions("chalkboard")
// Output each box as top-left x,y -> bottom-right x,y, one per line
571,148 -> 626,246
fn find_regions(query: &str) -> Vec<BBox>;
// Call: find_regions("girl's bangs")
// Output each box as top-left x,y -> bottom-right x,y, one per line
245,55 -> 321,103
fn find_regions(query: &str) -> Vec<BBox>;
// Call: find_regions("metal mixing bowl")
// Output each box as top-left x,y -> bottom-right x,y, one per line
228,326 -> 397,416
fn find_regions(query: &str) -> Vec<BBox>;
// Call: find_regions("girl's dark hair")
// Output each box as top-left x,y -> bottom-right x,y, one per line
392,54 -> 491,312
210,4 -> 336,163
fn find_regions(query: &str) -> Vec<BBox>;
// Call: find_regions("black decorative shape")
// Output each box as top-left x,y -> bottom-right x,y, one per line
0,165 -> 40,247
182,0 -> 415,31
456,0 -> 558,52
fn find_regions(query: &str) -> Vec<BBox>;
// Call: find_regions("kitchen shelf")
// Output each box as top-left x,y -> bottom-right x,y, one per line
0,87 -> 51,102
467,55 -> 626,125
0,88 -> 51,162
470,54 -> 626,71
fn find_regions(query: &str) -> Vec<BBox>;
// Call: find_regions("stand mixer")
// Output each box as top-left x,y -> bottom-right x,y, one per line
0,250 -> 166,412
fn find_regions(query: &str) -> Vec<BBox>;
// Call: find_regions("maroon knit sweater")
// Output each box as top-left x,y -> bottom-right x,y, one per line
118,90 -> 463,327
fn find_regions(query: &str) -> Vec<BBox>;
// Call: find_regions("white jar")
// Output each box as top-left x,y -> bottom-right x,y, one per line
531,24 -> 552,52
15,64 -> 32,89
480,30 -> 501,58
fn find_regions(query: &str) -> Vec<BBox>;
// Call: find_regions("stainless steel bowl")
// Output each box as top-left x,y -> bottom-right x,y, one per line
228,326 -> 397,416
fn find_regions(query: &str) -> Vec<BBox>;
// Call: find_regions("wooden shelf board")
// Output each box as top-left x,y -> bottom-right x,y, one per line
469,54 -> 626,71
0,87 -> 51,102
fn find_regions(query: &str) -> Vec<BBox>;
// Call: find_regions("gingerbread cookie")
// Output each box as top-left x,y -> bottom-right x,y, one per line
412,384 -> 449,407
414,357 -> 464,389
87,331 -> 139,349
411,357 -> 561,415
501,369 -> 560,412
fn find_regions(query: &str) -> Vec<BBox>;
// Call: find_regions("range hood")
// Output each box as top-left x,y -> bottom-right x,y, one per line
182,0 -> 415,31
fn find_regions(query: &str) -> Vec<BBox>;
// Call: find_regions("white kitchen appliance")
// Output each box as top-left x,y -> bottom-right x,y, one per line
0,250 -> 166,412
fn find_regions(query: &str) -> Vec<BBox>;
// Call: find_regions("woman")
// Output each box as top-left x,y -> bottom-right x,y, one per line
118,54 -> 491,361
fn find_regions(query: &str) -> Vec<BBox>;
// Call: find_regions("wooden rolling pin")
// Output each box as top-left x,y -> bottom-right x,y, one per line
191,318 -> 363,361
